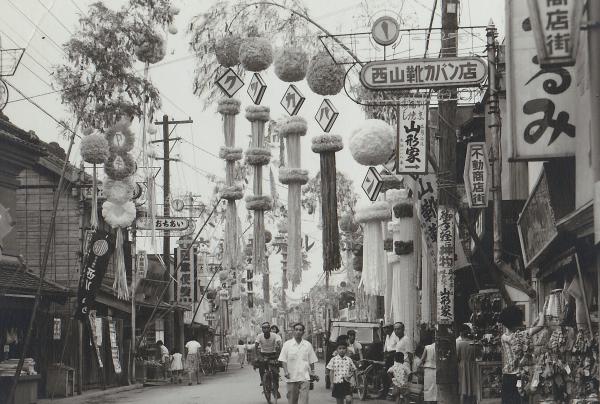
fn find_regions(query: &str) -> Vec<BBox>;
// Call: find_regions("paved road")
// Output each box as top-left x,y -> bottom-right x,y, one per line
45,362 -> 393,404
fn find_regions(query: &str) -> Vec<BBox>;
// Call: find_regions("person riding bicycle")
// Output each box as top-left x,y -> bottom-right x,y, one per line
255,322 -> 283,388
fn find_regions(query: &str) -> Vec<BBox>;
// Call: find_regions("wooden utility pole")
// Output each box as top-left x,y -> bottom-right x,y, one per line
152,115 -> 192,353
436,0 -> 459,403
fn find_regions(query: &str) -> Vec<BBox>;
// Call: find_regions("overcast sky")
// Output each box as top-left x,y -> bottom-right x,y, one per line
0,0 -> 505,302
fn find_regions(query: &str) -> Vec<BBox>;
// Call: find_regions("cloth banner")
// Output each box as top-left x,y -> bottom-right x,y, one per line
88,311 -> 103,368
108,318 -> 122,374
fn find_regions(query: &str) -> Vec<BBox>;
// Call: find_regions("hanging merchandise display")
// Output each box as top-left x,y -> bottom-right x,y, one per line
356,201 -> 391,295
274,47 -> 309,82
306,51 -> 346,96
349,119 -> 395,166
218,98 -> 244,273
239,27 -> 273,72
245,105 -> 272,282
215,34 -> 243,67
311,134 -> 343,273
279,116 -> 309,290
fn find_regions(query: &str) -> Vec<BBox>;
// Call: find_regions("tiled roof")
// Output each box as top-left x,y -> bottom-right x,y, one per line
0,255 -> 68,301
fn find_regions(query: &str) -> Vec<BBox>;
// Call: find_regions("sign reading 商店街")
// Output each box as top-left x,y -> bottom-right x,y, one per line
360,56 -> 487,90
506,0 -> 577,159
463,142 -> 490,208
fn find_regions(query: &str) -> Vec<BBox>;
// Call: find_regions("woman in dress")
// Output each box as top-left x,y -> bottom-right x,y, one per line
456,324 -> 477,404
420,333 -> 437,403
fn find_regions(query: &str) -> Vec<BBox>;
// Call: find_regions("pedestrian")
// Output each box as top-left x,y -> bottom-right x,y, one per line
456,324 -> 477,404
205,341 -> 213,354
380,324 -> 396,398
184,338 -> 202,385
421,336 -> 437,403
346,330 -> 364,361
387,351 -> 410,398
156,340 -> 170,380
499,305 -> 545,404
170,348 -> 184,384
326,341 -> 357,404
237,339 -> 247,368
279,322 -> 319,404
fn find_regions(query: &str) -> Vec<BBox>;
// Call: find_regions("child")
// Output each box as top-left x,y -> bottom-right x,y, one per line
387,351 -> 411,397
326,341 -> 357,404
170,348 -> 184,384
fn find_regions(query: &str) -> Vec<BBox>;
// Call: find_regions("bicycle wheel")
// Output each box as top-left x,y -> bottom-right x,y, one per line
272,370 -> 280,404
356,372 -> 368,401
262,371 -> 272,404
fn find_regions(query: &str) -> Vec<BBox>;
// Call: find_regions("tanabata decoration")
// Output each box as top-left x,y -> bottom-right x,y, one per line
279,116 -> 308,288
356,201 -> 391,295
245,105 -> 272,279
106,123 -> 135,154
274,47 -> 309,82
339,213 -> 360,234
135,30 -> 166,64
215,34 -> 243,67
80,131 -> 110,229
349,119 -> 395,166
104,152 -> 136,180
306,51 -> 345,96
218,98 -> 244,273
239,28 -> 273,72
311,134 -> 343,273
104,177 -> 135,205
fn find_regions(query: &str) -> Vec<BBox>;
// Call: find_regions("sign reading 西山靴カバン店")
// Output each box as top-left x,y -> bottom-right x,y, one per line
360,56 -> 487,90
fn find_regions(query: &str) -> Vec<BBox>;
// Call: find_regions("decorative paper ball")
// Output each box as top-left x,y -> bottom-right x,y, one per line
80,133 -> 109,164
168,24 -> 178,35
102,200 -> 136,228
306,52 -> 345,95
106,126 -> 135,154
339,213 -> 359,233
135,31 -> 166,64
349,119 -> 395,166
311,134 -> 343,154
215,35 -> 243,67
104,152 -> 136,180
239,36 -> 273,72
278,116 -> 307,137
274,47 -> 309,82
104,177 -> 134,204
277,220 -> 288,234
169,5 -> 180,15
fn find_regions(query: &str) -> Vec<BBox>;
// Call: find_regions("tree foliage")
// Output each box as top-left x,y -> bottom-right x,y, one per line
301,170 -> 358,215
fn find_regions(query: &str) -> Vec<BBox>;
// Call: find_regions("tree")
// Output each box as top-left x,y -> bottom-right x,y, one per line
301,170 -> 358,215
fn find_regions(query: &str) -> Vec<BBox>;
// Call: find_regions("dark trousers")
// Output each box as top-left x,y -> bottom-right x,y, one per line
381,352 -> 395,395
501,374 -> 524,404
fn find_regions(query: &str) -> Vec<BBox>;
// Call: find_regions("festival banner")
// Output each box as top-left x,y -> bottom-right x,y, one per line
108,318 -> 122,374
75,230 -> 114,320
436,206 -> 455,324
415,174 -> 438,269
399,102 -> 428,174
88,311 -> 103,368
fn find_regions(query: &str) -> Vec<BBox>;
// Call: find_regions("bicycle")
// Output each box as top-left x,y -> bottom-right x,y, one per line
260,358 -> 281,404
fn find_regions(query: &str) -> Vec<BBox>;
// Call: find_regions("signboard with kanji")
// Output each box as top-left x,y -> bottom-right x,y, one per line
53,318 -> 61,340
216,67 -> 244,98
527,0 -> 583,67
247,72 -> 267,105
436,206 -> 455,324
506,0 -> 577,159
371,16 -> 400,46
463,142 -> 490,208
362,167 -> 383,201
360,56 -> 487,90
315,99 -> 339,132
175,245 -> 197,305
415,174 -> 438,269
398,102 -> 428,173
280,84 -> 305,116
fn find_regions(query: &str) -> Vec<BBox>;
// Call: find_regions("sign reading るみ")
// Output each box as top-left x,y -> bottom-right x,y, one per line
360,56 -> 487,90
398,102 -> 428,174
436,206 -> 455,324
463,142 -> 490,208
506,0 -> 577,159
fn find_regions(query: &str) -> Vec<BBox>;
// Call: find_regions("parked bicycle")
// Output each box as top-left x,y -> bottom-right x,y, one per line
355,359 -> 387,401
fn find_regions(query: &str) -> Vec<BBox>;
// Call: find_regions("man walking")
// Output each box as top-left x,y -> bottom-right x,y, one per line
184,338 -> 202,385
279,322 -> 319,404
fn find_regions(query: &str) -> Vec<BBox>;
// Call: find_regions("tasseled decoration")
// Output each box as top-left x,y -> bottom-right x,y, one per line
270,167 -> 278,210
146,174 -> 157,248
91,164 -> 99,228
279,117 -> 308,289
356,202 -> 391,295
113,228 -> 129,299
218,98 -> 244,273
245,105 -> 272,279
311,134 -> 343,273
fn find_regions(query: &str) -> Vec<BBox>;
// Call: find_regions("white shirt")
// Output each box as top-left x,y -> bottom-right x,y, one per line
395,335 -> 412,355
384,333 -> 400,352
278,338 -> 318,383
185,340 -> 201,355
326,355 -> 356,384
348,341 -> 362,355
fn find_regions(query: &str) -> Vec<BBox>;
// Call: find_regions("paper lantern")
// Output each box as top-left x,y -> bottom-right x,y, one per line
274,47 -> 309,82
349,119 -> 395,166
215,35 -> 243,67
80,133 -> 109,164
306,52 -> 345,96
239,34 -> 273,72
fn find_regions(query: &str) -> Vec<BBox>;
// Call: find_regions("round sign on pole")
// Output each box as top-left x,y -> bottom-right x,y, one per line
0,80 -> 9,111
172,198 -> 185,211
371,16 -> 400,46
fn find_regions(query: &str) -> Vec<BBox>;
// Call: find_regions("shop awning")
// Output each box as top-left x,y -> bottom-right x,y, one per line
0,255 -> 68,303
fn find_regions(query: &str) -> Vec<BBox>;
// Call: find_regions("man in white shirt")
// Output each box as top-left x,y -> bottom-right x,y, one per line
184,339 -> 202,385
347,330 -> 364,361
279,322 -> 319,404
380,324 -> 397,398
393,322 -> 413,368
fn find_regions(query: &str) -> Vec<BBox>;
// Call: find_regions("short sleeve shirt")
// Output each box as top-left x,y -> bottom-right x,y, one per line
278,339 -> 318,382
388,362 -> 410,387
396,336 -> 413,355
326,355 -> 356,384
256,333 -> 280,353
501,330 -> 530,374
185,340 -> 201,355
384,333 -> 400,352
347,341 -> 362,355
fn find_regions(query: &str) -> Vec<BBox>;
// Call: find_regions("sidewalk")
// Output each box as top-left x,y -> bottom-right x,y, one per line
38,383 -> 144,404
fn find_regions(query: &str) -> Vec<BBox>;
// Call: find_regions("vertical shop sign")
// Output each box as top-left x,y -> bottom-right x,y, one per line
507,0 -> 577,159
463,142 -> 490,208
415,174 -> 438,267
53,318 -> 61,340
436,206 -> 455,324
88,311 -> 103,368
176,245 -> 195,305
108,318 -> 122,374
399,102 -> 428,174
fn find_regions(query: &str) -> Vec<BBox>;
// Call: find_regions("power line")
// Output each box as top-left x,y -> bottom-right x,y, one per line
37,0 -> 74,35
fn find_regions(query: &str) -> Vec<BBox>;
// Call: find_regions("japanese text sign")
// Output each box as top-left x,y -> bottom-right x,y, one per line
360,56 -> 487,90
75,230 -> 113,321
527,0 -> 583,67
176,246 -> 196,305
507,0 -> 577,159
463,142 -> 490,208
136,216 -> 190,231
398,103 -> 428,173
436,206 -> 455,324
414,174 -> 438,268
108,318 -> 122,374
362,167 -> 383,201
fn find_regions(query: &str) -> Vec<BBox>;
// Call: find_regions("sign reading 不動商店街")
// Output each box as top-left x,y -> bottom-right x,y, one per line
436,206 -> 455,325
506,0 -> 577,160
463,142 -> 490,208
398,102 -> 428,174
360,56 -> 487,90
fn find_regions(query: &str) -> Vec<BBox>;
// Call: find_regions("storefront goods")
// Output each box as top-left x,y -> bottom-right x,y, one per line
356,201 -> 391,295
349,119 -> 395,166
311,134 -> 343,273
306,51 -> 345,96
215,34 -> 243,67
239,30 -> 273,72
274,47 -> 309,82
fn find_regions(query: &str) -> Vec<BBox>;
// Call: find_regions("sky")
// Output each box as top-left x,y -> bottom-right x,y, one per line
0,0 -> 505,303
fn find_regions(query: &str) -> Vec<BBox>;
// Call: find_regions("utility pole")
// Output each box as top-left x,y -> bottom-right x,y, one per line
152,115 -> 192,353
436,0 -> 459,403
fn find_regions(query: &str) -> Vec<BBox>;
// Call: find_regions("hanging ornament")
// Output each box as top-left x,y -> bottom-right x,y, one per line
311,134 -> 343,273
168,24 -> 178,35
112,228 -> 129,300
349,119 -> 395,166
339,213 -> 359,234
135,30 -> 166,64
103,177 -> 135,205
274,47 -> 309,82
104,152 -> 136,180
80,132 -> 110,164
239,28 -> 273,72
215,34 -> 243,67
102,200 -> 137,228
356,202 -> 391,295
106,125 -> 135,154
306,51 -> 345,96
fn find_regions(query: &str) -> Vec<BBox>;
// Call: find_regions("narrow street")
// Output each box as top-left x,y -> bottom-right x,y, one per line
48,362 -> 391,404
